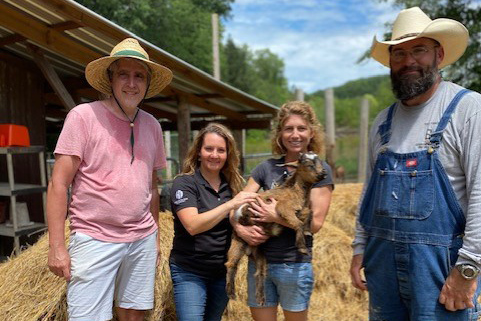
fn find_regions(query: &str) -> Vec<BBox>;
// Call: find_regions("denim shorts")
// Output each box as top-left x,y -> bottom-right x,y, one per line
247,260 -> 314,312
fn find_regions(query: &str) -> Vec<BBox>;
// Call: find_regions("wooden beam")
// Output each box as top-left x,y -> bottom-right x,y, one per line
0,2 -> 100,65
50,20 -> 83,32
177,96 -> 191,164
173,89 -> 247,120
0,34 -> 26,47
27,44 -> 76,111
196,93 -> 224,99
160,118 -> 271,131
45,106 -> 68,119
37,0 -> 279,115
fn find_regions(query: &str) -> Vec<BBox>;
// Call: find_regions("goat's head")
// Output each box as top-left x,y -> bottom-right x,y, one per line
291,152 -> 326,184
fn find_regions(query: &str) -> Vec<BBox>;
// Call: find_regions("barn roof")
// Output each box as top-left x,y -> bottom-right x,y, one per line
0,0 -> 278,130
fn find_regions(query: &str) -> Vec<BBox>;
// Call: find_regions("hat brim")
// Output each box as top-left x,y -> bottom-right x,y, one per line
85,55 -> 173,99
371,18 -> 469,69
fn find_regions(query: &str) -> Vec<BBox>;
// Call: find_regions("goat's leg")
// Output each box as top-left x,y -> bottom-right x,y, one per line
299,207 -> 312,236
278,207 -> 309,255
253,248 -> 268,306
225,235 -> 248,300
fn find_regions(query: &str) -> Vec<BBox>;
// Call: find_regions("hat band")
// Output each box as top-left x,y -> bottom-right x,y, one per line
113,50 -> 147,60
394,33 -> 420,41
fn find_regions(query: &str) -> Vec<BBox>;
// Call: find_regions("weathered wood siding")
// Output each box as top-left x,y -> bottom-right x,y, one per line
0,52 -> 46,229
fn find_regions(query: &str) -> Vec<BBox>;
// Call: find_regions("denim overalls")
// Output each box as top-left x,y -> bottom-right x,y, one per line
359,89 -> 480,320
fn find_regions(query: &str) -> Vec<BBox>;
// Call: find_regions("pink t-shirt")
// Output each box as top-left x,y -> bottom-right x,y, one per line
55,100 -> 167,242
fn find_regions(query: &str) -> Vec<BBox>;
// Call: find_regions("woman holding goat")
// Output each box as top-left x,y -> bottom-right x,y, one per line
233,101 -> 334,321
169,123 -> 263,321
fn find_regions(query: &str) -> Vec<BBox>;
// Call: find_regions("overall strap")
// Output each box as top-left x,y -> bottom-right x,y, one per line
430,89 -> 471,148
377,102 -> 397,145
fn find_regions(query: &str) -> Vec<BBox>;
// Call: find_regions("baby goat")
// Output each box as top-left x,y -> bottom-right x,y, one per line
225,152 -> 326,305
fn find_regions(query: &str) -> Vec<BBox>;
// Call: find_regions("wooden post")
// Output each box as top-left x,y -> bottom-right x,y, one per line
177,96 -> 191,167
27,44 -> 76,111
212,13 -> 220,80
358,97 -> 369,182
164,130 -> 172,179
295,87 -> 304,101
232,129 -> 245,174
324,88 -> 336,169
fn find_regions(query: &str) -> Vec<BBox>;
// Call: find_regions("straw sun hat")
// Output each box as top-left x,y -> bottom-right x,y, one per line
371,7 -> 469,69
85,38 -> 173,99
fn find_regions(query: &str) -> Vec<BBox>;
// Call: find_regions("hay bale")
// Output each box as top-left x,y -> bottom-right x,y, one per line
0,188 -> 369,321
325,183 -> 363,237
0,225 -> 68,320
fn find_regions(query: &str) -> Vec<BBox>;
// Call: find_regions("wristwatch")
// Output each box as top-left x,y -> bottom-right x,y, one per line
456,264 -> 479,280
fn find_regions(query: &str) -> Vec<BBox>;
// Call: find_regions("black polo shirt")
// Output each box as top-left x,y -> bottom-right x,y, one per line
169,169 -> 233,277
250,157 -> 334,263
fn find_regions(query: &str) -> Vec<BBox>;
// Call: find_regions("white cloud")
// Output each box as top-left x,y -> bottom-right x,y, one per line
223,0 -> 398,92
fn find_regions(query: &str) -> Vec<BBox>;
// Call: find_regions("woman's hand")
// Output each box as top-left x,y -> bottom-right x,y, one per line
229,191 -> 258,211
249,196 -> 279,224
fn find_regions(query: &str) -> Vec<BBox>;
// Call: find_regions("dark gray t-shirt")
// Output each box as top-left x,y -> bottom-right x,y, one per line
250,157 -> 334,263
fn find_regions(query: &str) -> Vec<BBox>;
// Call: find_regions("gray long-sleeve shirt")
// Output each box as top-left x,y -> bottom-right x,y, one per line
353,81 -> 481,269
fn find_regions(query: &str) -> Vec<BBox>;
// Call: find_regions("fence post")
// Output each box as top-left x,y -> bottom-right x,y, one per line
358,96 -> 369,182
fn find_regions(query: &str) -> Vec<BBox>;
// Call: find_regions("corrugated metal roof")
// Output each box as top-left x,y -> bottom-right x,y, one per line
0,0 -> 278,129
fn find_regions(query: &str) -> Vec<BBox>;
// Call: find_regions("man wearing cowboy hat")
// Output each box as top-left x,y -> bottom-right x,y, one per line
47,38 -> 173,321
350,7 -> 481,320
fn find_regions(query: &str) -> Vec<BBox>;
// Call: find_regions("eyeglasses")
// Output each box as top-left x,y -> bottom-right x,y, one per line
390,46 -> 439,62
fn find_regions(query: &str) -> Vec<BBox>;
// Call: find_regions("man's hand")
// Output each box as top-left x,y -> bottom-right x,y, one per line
235,223 -> 268,246
439,267 -> 477,311
350,254 -> 368,291
48,245 -> 71,281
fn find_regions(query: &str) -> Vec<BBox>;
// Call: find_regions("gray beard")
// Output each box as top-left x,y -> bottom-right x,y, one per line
391,60 -> 439,101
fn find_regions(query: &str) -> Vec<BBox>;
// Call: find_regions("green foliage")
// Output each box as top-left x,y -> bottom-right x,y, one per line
251,49 -> 291,106
222,39 -> 292,106
365,0 -> 481,92
76,0 -> 221,73
222,37 -> 255,93
307,75 -> 395,128
76,0 -> 291,106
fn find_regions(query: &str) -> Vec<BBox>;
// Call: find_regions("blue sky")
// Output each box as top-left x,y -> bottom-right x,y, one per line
223,0 -> 400,93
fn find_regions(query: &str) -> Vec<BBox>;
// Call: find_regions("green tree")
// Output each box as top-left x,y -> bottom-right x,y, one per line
364,0 -> 481,92
251,49 -> 290,106
222,37 -> 255,93
76,0 -> 230,73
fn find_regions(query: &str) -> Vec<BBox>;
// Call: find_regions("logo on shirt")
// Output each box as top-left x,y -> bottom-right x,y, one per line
174,190 -> 188,205
176,190 -> 183,199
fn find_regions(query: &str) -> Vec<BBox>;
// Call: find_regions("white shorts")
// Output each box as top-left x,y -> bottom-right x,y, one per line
67,231 -> 157,321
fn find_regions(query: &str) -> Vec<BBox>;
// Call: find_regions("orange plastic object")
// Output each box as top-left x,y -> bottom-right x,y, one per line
0,124 -> 30,147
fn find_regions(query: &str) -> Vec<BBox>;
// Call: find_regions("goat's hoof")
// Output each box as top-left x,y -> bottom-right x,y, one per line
299,248 -> 309,255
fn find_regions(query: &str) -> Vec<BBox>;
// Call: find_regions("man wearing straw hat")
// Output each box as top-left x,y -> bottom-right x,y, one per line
350,7 -> 481,320
47,38 -> 172,321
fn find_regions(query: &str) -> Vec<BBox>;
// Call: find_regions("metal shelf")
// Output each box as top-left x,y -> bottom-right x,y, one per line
0,183 -> 47,196
0,222 -> 47,237
0,146 -> 45,154
0,146 -> 47,255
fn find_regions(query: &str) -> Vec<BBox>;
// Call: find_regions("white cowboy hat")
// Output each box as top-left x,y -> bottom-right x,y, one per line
85,38 -> 173,99
371,7 -> 469,69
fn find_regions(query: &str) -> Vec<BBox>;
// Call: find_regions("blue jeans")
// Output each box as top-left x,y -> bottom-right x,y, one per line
364,237 -> 480,321
247,261 -> 313,311
170,263 -> 228,321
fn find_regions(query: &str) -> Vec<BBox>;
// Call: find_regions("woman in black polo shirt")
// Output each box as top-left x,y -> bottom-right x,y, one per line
233,101 -> 334,321
169,123 -> 260,321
